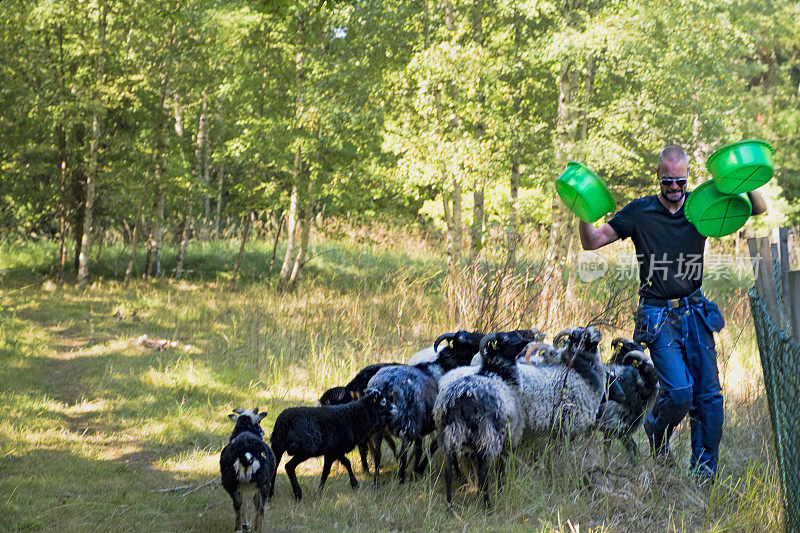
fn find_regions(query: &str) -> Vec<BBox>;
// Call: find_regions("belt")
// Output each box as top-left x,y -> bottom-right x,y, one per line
640,289 -> 703,309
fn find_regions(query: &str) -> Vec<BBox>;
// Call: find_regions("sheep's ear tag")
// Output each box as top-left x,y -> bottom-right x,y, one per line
448,340 -> 454,348
490,340 -> 498,350
632,360 -> 639,368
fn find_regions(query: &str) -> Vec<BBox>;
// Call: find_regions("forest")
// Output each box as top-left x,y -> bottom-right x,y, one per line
1,0 -> 798,288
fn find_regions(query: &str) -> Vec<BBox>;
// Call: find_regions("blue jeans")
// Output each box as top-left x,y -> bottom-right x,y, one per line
634,295 -> 725,474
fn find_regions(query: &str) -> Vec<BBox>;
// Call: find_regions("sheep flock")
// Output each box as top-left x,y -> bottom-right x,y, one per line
220,325 -> 659,529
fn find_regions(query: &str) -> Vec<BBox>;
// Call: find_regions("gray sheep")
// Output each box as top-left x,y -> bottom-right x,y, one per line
434,332 -> 528,511
367,330 -> 486,484
516,326 -> 611,439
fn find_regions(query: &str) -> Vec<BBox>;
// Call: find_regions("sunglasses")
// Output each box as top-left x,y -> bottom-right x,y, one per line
660,177 -> 687,187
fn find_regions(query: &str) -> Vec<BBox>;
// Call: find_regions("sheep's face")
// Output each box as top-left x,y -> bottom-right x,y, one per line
361,388 -> 392,421
610,337 -> 647,364
228,408 -> 266,438
317,386 -> 350,406
626,355 -> 658,388
434,330 -> 484,368
481,332 -> 530,364
568,327 -> 602,354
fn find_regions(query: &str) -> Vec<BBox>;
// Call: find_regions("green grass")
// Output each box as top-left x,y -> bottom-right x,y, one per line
0,230 -> 783,532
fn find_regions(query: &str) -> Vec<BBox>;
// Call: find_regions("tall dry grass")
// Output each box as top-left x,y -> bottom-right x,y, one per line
0,225 -> 783,531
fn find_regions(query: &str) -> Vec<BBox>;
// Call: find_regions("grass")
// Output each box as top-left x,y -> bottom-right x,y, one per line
0,229 -> 784,532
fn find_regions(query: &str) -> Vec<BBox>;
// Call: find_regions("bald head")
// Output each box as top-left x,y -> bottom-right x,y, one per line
657,145 -> 688,176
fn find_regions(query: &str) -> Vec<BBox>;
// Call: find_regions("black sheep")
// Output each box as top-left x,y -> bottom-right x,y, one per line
316,362 -> 401,474
220,408 -> 276,533
270,389 -> 392,501
597,339 -> 660,461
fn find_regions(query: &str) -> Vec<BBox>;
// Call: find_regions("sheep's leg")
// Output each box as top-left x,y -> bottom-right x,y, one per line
372,431 -> 383,485
268,461 -> 277,500
253,486 -> 267,533
415,437 -> 438,475
411,437 -> 424,475
318,455 -> 335,494
285,455 -> 308,501
238,488 -> 249,531
338,455 -> 359,489
623,435 -> 638,465
397,437 -> 412,484
496,454 -> 506,495
230,489 -> 244,532
476,454 -> 492,512
444,449 -> 456,514
385,431 -> 399,459
269,446 -> 284,499
358,439 -> 371,474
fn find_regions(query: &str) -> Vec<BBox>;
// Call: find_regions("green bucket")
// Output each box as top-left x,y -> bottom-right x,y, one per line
684,181 -> 752,237
555,162 -> 615,223
706,139 -> 774,194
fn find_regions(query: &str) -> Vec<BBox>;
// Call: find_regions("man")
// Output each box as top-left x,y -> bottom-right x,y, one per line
578,145 -> 767,479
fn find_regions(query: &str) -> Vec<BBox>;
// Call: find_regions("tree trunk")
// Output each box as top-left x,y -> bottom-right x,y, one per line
78,3 -> 106,289
175,89 -> 206,279
174,195 -> 193,279
268,213 -> 284,277
444,0 -> 462,265
507,9 -> 523,265
213,161 -> 223,239
201,90 -> 211,241
542,1 -> 581,325
230,204 -> 253,288
278,148 -> 301,291
55,23 -> 69,288
144,119 -> 166,278
470,0 -> 485,262
288,144 -> 318,289
124,214 -> 142,284
56,121 -> 69,288
508,148 -> 520,262
278,21 -> 305,292
566,54 -> 596,298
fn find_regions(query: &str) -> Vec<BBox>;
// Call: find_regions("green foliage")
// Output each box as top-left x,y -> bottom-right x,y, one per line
0,0 -> 798,252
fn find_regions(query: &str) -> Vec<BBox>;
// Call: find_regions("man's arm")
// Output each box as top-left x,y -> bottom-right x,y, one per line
579,220 -> 620,250
748,190 -> 768,216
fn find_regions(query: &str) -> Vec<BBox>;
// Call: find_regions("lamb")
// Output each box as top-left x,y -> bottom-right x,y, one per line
270,389 -> 391,501
220,407 -> 276,533
316,362 -> 401,474
516,326 -> 612,439
596,338 -> 659,462
434,331 -> 528,511
317,363 -> 402,406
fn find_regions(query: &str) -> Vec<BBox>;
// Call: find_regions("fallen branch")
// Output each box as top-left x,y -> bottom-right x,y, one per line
151,478 -> 218,496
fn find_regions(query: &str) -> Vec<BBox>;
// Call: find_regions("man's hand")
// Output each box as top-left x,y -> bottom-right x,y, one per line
579,220 -> 619,250
747,190 -> 768,216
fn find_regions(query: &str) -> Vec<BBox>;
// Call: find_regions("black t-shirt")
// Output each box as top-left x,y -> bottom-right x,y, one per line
607,194 -> 706,300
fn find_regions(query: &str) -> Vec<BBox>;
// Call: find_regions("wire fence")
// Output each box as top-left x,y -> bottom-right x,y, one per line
749,287 -> 800,532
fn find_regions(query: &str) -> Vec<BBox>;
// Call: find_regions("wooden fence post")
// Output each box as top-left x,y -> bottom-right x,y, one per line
748,237 -> 782,324
789,271 -> 800,345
